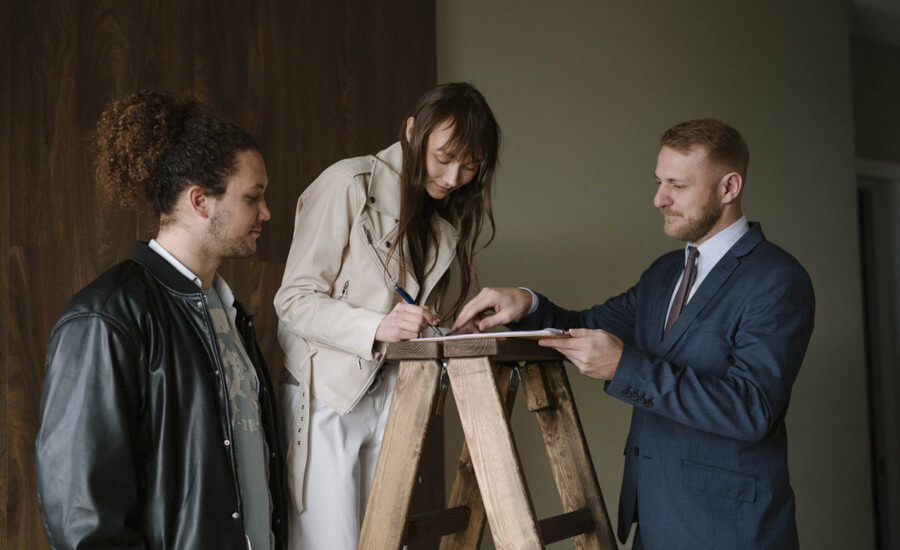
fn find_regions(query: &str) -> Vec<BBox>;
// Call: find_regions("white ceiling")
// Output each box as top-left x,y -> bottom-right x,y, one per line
850,0 -> 900,47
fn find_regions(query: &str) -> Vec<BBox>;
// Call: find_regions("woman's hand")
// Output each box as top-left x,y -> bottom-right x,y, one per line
375,303 -> 440,342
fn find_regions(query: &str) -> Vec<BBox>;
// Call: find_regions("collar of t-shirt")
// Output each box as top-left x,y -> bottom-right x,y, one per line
148,239 -> 239,325
666,215 -> 750,315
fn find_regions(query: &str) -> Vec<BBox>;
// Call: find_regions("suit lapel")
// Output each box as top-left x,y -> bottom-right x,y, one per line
656,223 -> 765,355
659,255 -> 739,355
651,256 -> 684,346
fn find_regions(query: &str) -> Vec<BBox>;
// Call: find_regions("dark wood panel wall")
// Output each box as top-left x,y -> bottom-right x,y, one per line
1,1 -> 436,548
1,0 -> 11,542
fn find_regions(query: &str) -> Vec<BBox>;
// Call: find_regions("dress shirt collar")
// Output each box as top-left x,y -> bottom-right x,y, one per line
688,215 -> 750,277
148,239 -> 236,310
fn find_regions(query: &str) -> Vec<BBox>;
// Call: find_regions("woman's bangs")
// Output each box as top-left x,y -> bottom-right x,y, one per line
444,111 -> 488,163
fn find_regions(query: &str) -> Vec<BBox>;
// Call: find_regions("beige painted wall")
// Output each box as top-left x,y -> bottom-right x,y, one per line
436,1 -> 873,548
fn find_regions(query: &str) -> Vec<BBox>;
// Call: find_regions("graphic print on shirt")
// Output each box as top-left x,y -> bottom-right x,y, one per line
209,305 -> 261,431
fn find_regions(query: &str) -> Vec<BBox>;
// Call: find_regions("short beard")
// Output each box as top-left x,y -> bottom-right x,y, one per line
666,193 -> 722,243
209,211 -> 255,259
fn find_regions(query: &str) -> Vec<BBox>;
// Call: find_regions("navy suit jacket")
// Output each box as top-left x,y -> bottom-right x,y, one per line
517,223 -> 814,550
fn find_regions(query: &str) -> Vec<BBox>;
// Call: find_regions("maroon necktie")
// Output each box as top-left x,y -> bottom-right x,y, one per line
664,246 -> 699,336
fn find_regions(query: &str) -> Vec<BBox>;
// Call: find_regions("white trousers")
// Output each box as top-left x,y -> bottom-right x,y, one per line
281,367 -> 396,550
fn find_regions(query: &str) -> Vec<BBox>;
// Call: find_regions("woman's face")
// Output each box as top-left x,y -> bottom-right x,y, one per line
409,118 -> 483,200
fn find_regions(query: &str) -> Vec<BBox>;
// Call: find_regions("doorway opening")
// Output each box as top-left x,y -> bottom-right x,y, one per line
857,158 -> 900,550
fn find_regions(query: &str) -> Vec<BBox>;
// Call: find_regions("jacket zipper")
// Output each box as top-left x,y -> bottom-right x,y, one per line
337,280 -> 350,300
361,223 -> 397,280
332,279 -> 360,369
200,293 -> 247,541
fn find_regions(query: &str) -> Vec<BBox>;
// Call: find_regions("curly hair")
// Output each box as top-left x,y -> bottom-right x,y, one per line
95,89 -> 259,223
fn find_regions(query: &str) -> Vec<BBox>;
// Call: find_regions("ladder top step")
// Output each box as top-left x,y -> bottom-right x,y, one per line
386,338 -> 563,362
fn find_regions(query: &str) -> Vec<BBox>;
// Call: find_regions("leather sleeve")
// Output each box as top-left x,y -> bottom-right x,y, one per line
36,313 -> 146,549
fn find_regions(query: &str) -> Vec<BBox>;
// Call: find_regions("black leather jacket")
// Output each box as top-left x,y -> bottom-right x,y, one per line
36,242 -> 287,549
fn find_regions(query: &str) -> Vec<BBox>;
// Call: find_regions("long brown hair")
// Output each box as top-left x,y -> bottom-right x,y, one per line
389,82 -> 501,317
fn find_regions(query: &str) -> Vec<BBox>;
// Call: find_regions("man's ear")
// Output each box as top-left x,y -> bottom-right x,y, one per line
187,185 -> 211,219
405,117 -> 415,142
719,171 -> 743,204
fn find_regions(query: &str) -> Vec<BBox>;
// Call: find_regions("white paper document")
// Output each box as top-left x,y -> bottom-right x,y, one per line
411,328 -> 569,342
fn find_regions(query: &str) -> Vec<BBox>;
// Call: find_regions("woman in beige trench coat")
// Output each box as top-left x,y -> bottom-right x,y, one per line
274,82 -> 501,550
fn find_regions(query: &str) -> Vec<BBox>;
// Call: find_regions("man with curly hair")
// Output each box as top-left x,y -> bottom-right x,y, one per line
35,90 -> 287,550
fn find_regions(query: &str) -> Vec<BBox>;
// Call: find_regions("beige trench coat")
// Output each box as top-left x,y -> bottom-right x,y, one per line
274,142 -> 459,512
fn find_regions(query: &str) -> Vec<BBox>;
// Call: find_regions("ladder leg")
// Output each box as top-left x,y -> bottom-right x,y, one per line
446,357 -> 543,550
359,360 -> 441,550
520,361 -> 618,549
440,364 -> 518,550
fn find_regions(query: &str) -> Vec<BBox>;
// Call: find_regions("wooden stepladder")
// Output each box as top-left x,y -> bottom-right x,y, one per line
358,337 -> 618,549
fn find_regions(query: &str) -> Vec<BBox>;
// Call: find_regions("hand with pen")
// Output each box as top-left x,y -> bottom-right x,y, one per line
375,302 -> 441,342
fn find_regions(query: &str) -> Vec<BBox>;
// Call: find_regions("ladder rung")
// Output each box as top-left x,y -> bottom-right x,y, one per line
538,507 -> 596,544
402,505 -> 471,545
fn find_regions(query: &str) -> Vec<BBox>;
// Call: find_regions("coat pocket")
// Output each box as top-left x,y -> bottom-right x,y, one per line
359,222 -> 397,281
682,460 -> 758,503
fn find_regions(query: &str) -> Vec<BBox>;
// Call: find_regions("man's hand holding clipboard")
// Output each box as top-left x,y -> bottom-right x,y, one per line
453,287 -> 624,381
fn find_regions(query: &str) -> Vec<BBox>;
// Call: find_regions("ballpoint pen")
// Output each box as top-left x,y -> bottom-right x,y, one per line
363,225 -> 445,337
393,282 -> 445,337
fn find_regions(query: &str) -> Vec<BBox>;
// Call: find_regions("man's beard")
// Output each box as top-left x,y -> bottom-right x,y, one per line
209,211 -> 256,259
664,193 -> 722,243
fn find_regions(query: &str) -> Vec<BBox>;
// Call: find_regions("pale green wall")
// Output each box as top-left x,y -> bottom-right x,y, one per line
436,1 -> 873,548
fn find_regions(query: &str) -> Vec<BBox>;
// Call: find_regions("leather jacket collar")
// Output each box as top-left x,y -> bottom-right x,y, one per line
133,241 -> 202,295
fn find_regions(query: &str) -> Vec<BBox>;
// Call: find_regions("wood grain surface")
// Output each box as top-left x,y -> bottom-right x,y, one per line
440,364 -> 518,550
522,361 -> 617,549
359,359 -> 441,549
520,362 -> 552,412
1,0 -> 10,544
446,357 -> 542,549
444,337 -> 564,362
386,340 -> 443,360
2,2 -> 435,548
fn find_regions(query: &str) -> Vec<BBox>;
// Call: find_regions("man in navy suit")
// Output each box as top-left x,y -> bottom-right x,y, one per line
452,119 -> 815,550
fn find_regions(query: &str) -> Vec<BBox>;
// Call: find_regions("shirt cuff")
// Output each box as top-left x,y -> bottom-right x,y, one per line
519,287 -> 539,317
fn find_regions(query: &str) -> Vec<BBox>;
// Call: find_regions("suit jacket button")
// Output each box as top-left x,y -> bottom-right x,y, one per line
633,446 -> 640,456
623,390 -> 632,398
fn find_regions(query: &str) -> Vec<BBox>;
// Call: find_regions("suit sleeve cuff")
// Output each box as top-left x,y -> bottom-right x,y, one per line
605,346 -> 656,410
